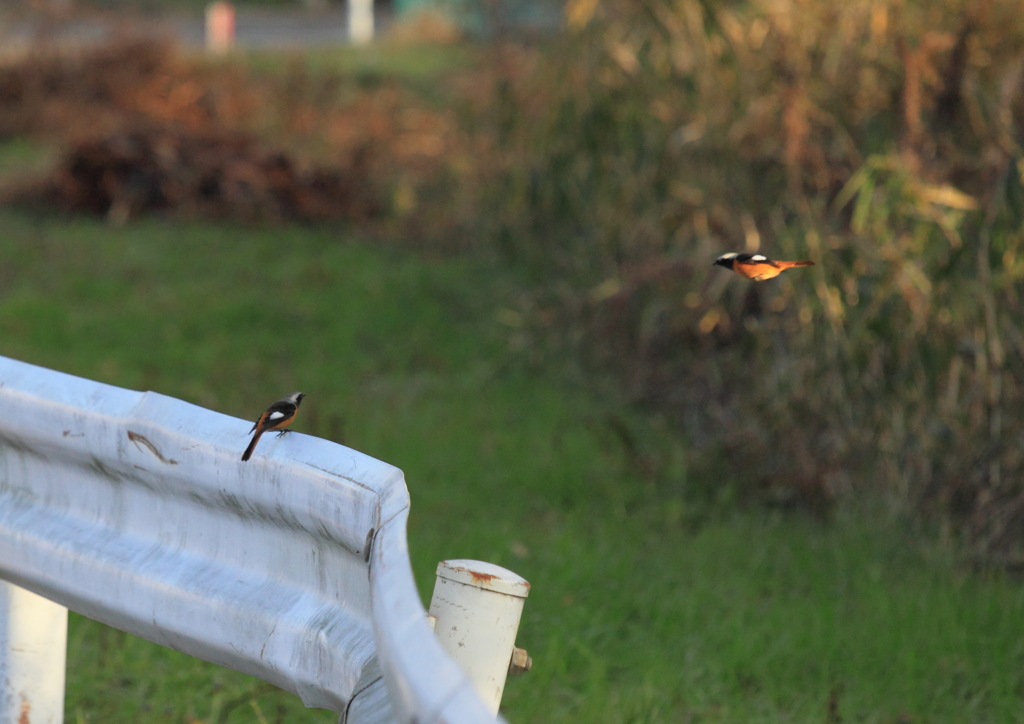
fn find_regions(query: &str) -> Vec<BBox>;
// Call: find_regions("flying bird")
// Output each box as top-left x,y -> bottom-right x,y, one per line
242,392 -> 305,462
712,253 -> 814,281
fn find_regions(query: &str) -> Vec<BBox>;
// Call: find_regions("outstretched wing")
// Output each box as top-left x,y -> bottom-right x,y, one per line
734,253 -> 780,268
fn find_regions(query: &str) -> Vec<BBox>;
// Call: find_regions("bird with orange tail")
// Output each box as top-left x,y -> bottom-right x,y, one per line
241,392 -> 305,461
712,253 -> 814,281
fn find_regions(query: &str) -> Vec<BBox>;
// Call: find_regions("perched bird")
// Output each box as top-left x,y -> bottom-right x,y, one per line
712,253 -> 814,281
241,392 -> 305,462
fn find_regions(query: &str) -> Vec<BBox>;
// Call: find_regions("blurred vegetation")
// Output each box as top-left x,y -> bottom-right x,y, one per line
5,0 -> 1024,562
471,0 -> 1024,563
0,38 -> 477,235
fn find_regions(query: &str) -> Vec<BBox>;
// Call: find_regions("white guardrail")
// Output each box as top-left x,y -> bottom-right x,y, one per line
0,355 -> 519,724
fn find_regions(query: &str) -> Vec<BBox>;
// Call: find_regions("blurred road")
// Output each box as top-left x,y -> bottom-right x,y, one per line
0,6 -> 394,56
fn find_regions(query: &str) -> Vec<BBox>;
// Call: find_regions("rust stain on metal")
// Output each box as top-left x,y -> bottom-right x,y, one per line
469,571 -> 499,583
127,431 -> 178,465
19,699 -> 30,724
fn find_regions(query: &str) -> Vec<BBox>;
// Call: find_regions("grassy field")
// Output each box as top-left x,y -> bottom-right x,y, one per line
1,208 -> 1023,723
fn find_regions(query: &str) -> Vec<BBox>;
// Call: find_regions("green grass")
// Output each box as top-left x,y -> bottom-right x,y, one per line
0,138 -> 54,182
237,43 -> 477,84
507,511 -> 1024,723
1,209 -> 1023,723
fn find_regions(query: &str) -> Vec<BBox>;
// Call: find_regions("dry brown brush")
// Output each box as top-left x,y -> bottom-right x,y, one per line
0,39 -> 471,228
479,0 -> 1024,560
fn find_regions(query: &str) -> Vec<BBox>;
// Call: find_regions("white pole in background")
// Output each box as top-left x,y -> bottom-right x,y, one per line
348,0 -> 374,44
428,560 -> 530,715
0,581 -> 68,724
205,1 -> 236,54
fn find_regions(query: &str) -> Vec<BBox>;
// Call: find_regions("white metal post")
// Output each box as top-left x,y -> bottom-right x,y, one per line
428,560 -> 530,715
0,581 -> 68,724
348,0 -> 374,45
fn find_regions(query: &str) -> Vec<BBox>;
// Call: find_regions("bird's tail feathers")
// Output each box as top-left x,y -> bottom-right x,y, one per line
241,430 -> 263,462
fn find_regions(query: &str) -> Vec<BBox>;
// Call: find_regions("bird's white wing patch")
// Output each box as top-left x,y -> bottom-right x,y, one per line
268,411 -> 286,420
749,254 -> 768,261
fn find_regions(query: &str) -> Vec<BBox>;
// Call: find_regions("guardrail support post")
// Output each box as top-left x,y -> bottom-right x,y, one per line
428,560 -> 530,715
0,581 -> 68,724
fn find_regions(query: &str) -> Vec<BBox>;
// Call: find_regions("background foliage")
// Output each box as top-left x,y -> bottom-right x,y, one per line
474,0 -> 1024,561
6,0 -> 1024,557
